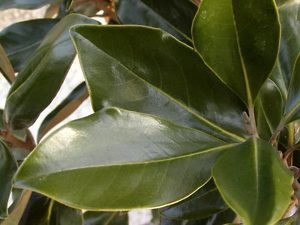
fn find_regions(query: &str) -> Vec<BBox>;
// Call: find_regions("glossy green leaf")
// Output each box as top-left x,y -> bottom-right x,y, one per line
71,25 -> 247,143
116,0 -> 197,43
0,0 -> 57,10
256,79 -> 284,140
4,14 -> 97,130
160,183 -> 226,220
15,108 -> 234,210
0,19 -> 59,72
213,138 -> 293,225
0,44 -> 15,84
0,141 -> 17,218
192,0 -> 280,104
37,82 -> 89,142
2,191 -> 31,225
284,54 -> 300,122
84,212 -> 128,225
278,0 -> 300,84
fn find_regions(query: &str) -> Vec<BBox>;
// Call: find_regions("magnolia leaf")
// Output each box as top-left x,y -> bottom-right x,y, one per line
0,141 -> 17,218
192,0 -> 280,105
0,0 -> 57,10
15,108 -> 234,210
4,14 -> 97,130
0,19 -> 59,72
84,212 -> 128,225
116,0 -> 197,43
213,138 -> 293,225
71,25 -> 247,143
0,44 -> 15,84
37,82 -> 89,142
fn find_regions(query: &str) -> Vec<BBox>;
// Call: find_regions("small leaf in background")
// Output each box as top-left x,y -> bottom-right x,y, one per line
0,19 -> 59,72
192,0 -> 280,104
15,108 -> 234,210
37,82 -> 89,142
0,44 -> 15,84
71,25 -> 247,143
213,138 -> 293,225
0,141 -> 17,218
51,202 -> 83,225
160,181 -> 227,220
4,14 -> 97,130
84,211 -> 128,225
0,0 -> 57,10
116,0 -> 197,43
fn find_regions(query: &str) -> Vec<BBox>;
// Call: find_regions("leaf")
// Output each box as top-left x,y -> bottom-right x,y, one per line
116,0 -> 197,43
160,181 -> 227,220
0,141 -> 17,218
284,54 -> 300,122
2,190 -> 32,225
256,79 -> 284,140
0,0 -> 57,10
15,108 -> 234,210
276,216 -> 296,225
0,44 -> 15,84
71,25 -> 247,143
84,211 -> 128,225
4,14 -> 97,130
192,0 -> 280,105
51,202 -> 83,225
213,138 -> 293,225
37,82 -> 89,142
0,19 -> 59,72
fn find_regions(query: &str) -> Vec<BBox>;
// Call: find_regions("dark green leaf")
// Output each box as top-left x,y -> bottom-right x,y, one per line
213,138 -> 293,225
4,14 -> 97,130
160,182 -> 227,220
0,141 -> 17,218
0,19 -> 59,72
256,79 -> 284,140
71,25 -> 247,143
37,82 -> 89,142
0,44 -> 15,84
0,0 -> 58,10
116,0 -> 197,43
284,54 -> 300,122
192,0 -> 280,105
276,216 -> 296,225
15,108 -> 234,210
51,202 -> 83,225
84,211 -> 128,225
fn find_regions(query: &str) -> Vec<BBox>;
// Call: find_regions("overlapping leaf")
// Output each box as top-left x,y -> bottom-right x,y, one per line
213,138 -> 293,225
0,19 -> 59,72
0,141 -> 17,218
71,25 -> 247,142
192,0 -> 280,105
4,14 -> 97,130
15,108 -> 235,210
0,44 -> 15,84
116,0 -> 197,43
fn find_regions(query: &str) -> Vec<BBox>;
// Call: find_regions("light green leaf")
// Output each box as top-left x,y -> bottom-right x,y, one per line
0,141 -> 17,218
213,138 -> 293,225
4,14 -> 97,130
192,0 -> 280,105
71,25 -> 247,142
15,108 -> 234,210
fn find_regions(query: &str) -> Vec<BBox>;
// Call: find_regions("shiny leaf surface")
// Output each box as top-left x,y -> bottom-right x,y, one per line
15,108 -> 234,210
192,0 -> 280,104
0,0 -> 56,10
116,0 -> 197,43
71,25 -> 247,142
213,138 -> 293,225
37,82 -> 89,142
84,211 -> 128,225
0,141 -> 17,218
4,14 -> 97,130
0,19 -> 59,72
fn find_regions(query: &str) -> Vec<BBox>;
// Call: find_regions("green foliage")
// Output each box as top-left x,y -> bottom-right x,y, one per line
0,0 -> 299,224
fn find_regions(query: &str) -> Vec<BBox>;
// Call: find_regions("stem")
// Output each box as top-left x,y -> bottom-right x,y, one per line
46,199 -> 54,223
269,120 -> 285,147
248,105 -> 259,137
